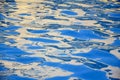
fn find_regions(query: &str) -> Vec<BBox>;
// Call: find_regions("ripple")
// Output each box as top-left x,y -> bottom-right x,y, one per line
61,10 -> 77,16
108,12 -> 120,18
1,25 -> 21,31
0,13 -> 5,20
6,0 -> 15,2
111,39 -> 120,47
110,28 -> 120,34
7,75 -> 36,80
108,12 -> 120,20
19,13 -> 31,16
27,45 -> 44,50
84,60 -> 108,69
27,29 -> 48,34
25,38 -> 60,43
74,49 -> 120,67
0,44 -> 28,55
60,29 -> 104,40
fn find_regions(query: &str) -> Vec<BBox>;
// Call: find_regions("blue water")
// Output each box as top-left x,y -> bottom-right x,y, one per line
0,0 -> 120,80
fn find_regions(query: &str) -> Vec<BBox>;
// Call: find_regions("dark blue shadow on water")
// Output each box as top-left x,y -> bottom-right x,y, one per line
0,43 -> 45,64
111,39 -> 120,47
19,13 -> 31,17
107,12 -> 120,21
0,25 -> 21,36
1,25 -> 21,31
110,28 -> 120,34
25,38 -> 59,43
5,0 -> 15,2
46,76 -> 70,80
27,29 -> 48,34
74,49 -> 120,67
27,45 -> 44,50
14,57 -> 45,64
0,13 -> 6,20
108,12 -> 120,18
42,16 -> 68,20
60,29 -> 104,40
84,59 -> 108,69
103,3 -> 120,9
3,31 -> 20,36
61,10 -> 77,15
6,75 -> 36,80
0,43 -> 28,55
0,63 -> 9,71
1,56 -> 45,64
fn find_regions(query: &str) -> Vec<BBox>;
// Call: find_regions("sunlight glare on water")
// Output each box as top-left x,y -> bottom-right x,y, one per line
0,0 -> 120,80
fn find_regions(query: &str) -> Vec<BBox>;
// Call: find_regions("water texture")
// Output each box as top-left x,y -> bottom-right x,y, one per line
0,0 -> 120,80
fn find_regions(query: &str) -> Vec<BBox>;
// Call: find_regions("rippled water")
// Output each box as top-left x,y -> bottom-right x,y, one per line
0,0 -> 120,80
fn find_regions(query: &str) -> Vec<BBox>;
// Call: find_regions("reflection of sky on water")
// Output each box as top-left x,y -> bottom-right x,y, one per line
0,0 -> 120,80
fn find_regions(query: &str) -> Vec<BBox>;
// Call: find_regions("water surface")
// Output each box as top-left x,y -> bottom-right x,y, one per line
0,0 -> 120,80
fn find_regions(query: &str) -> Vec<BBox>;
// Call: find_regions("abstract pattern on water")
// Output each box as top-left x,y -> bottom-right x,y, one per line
0,0 -> 120,80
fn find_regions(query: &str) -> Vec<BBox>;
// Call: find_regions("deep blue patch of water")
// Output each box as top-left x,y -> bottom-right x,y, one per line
61,10 -> 78,16
0,13 -> 5,20
1,25 -> 22,31
111,39 -> 120,47
108,12 -> 120,19
7,75 -> 36,80
25,38 -> 59,43
27,29 -> 48,34
110,28 -> 120,34
74,49 -> 120,67
60,29 -> 104,40
19,13 -> 31,16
